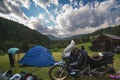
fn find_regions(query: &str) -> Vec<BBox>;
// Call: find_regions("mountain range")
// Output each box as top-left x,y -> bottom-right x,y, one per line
46,26 -> 120,40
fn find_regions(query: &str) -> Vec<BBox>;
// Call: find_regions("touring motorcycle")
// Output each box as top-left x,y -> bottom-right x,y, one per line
49,40 -> 115,80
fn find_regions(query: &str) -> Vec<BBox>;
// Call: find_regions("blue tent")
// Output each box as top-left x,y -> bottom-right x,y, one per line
19,46 -> 55,67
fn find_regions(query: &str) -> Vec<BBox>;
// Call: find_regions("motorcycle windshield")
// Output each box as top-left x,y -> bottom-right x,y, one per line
62,40 -> 75,58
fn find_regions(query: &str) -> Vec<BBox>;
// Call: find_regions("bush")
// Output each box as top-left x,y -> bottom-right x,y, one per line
4,40 -> 17,51
0,50 -> 5,55
51,48 -> 63,52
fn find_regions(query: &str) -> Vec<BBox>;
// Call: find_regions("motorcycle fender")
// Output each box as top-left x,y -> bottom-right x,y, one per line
54,63 -> 64,66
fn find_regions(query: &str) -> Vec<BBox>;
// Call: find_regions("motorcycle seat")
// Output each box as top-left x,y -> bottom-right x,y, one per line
90,54 -> 103,61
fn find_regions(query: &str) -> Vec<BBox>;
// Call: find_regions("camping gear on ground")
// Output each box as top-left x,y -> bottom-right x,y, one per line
20,71 -> 42,80
19,46 -> 55,67
0,70 -> 42,80
2,70 -> 13,79
0,70 -> 4,80
9,73 -> 21,80
49,40 -> 115,80
109,71 -> 120,80
8,48 -> 19,54
109,75 -> 120,79
1,69 -> 21,80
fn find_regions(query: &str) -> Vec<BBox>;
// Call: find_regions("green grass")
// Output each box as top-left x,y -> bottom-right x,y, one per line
0,43 -> 120,80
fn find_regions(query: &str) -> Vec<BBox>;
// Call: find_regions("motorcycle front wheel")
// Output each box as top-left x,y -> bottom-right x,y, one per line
49,65 -> 69,80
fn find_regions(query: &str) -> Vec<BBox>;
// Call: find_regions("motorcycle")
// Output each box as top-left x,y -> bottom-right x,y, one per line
49,40 -> 115,80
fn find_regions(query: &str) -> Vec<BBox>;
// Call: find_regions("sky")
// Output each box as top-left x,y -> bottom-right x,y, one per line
0,0 -> 120,38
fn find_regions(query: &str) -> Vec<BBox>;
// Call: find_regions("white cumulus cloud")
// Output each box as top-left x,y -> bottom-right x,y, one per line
53,0 -> 120,37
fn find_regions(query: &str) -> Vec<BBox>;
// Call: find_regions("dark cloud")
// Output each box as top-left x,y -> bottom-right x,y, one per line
41,0 -> 49,4
0,0 -> 26,18
32,20 -> 57,34
0,0 -> 11,14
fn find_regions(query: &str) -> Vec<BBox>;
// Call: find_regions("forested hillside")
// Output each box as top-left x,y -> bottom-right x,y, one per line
0,17 -> 50,52
90,25 -> 120,37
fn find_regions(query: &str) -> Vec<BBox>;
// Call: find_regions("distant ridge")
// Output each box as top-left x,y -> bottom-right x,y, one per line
46,25 -> 120,40
46,34 -> 62,40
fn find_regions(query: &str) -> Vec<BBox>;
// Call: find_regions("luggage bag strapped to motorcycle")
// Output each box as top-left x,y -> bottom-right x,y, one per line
103,52 -> 115,56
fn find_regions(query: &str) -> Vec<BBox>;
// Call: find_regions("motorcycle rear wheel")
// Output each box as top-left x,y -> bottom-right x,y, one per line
49,65 -> 69,80
94,65 -> 115,78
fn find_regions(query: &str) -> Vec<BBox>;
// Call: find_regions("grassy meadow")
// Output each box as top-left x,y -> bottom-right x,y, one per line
0,43 -> 120,80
